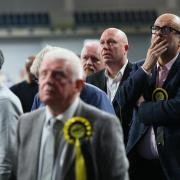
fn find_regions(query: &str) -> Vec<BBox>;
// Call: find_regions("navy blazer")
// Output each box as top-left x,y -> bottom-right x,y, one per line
120,54 -> 180,180
86,62 -> 133,144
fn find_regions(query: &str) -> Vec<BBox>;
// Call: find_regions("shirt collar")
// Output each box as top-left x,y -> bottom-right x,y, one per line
157,53 -> 178,71
105,60 -> 128,81
45,97 -> 80,126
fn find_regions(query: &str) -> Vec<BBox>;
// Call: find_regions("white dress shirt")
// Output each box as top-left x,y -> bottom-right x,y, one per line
105,60 -> 128,102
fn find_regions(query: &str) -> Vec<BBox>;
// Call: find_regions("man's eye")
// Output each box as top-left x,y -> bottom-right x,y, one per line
53,71 -> 67,80
83,56 -> 88,61
109,40 -> 116,45
91,57 -> 99,63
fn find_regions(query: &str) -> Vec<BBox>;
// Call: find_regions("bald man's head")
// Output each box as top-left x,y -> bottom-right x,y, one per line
99,28 -> 129,76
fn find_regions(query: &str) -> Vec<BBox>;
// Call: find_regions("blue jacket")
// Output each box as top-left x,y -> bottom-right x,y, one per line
31,83 -> 115,115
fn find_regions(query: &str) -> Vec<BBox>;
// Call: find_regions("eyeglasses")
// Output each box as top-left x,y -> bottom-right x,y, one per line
151,26 -> 180,35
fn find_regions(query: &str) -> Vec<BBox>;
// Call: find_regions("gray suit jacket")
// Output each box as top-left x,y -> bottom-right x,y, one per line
0,84 -> 23,180
15,100 -> 129,180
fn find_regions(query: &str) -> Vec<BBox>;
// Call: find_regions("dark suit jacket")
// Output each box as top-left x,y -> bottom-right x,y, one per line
15,100 -> 129,180
86,62 -> 133,144
10,80 -> 38,113
120,54 -> 180,180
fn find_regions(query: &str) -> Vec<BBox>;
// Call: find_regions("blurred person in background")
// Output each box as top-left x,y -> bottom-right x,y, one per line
0,49 -> 23,180
81,40 -> 105,77
10,55 -> 38,112
30,45 -> 115,115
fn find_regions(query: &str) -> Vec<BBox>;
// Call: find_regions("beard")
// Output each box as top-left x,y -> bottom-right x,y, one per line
84,68 -> 95,76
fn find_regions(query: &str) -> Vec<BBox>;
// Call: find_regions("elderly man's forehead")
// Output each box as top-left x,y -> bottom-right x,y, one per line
41,58 -> 66,68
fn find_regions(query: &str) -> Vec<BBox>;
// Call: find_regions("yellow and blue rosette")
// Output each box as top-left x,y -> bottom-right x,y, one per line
64,117 -> 92,180
152,87 -> 168,101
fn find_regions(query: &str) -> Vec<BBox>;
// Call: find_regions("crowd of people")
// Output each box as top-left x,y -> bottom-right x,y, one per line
0,13 -> 179,180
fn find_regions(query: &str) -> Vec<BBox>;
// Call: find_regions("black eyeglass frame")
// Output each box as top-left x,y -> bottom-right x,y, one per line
151,25 -> 180,35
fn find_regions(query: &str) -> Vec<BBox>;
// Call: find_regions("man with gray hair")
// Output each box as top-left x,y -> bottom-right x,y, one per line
30,45 -> 115,115
14,47 -> 129,180
81,40 -> 104,77
0,50 -> 23,180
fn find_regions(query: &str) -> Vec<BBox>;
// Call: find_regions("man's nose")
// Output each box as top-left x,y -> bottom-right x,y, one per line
86,58 -> 93,65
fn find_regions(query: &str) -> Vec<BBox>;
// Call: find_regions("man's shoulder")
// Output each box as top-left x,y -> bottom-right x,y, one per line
10,80 -> 29,94
79,100 -> 117,120
86,69 -> 105,81
83,83 -> 105,95
133,59 -> 145,66
0,85 -> 22,110
21,108 -> 45,119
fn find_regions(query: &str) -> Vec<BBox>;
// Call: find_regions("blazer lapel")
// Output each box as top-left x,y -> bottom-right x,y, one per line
112,62 -> 132,109
98,70 -> 107,93
120,62 -> 133,83
24,109 -> 46,179
55,101 -> 85,180
163,54 -> 180,88
55,139 -> 75,180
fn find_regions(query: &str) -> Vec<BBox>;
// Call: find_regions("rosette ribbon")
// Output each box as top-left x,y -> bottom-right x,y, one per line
64,117 -> 92,180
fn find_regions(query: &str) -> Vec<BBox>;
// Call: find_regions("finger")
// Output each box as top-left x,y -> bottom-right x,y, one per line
150,36 -> 167,49
151,39 -> 167,52
150,36 -> 161,48
151,44 -> 167,58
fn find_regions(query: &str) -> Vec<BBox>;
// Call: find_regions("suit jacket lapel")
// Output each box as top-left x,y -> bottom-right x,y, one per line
98,70 -> 107,93
120,62 -> 133,84
55,101 -> 85,180
112,63 -> 132,104
23,109 -> 45,179
163,54 -> 180,88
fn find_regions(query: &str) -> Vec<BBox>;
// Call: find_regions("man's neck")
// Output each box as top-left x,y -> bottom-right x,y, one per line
105,60 -> 127,78
47,96 -> 77,116
158,52 -> 178,66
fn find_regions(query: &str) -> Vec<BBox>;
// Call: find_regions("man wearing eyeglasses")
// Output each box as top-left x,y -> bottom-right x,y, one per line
118,13 -> 180,180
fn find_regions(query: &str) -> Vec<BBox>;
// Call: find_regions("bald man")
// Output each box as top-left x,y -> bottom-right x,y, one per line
81,41 -> 104,77
119,13 -> 180,180
86,28 -> 133,145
